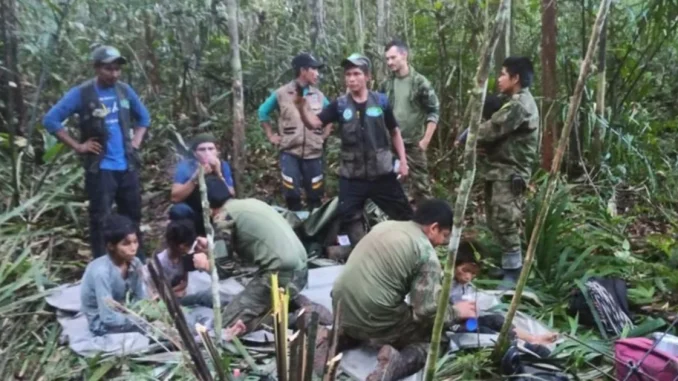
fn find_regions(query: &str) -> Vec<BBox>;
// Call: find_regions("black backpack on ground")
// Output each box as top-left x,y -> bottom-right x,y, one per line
568,276 -> 634,338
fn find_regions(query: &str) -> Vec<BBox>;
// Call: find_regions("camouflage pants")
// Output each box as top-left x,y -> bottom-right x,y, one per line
403,142 -> 432,205
485,180 -> 524,269
221,267 -> 308,332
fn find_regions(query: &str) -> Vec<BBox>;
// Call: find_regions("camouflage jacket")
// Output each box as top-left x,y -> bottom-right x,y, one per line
411,248 -> 458,326
379,66 -> 439,142
477,88 -> 539,182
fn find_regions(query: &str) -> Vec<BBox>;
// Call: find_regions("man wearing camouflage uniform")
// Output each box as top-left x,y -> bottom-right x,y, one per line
381,39 -> 440,207
328,200 -> 477,381
477,56 -> 539,288
201,177 -> 309,334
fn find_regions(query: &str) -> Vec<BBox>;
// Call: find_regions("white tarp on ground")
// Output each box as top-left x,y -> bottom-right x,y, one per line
45,265 -> 557,380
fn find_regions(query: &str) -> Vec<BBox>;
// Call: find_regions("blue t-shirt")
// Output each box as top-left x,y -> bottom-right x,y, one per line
173,158 -> 234,188
42,81 -> 151,171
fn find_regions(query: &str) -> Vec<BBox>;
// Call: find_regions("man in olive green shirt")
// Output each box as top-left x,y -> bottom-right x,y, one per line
330,199 -> 477,381
381,39 -> 440,207
202,177 -> 309,335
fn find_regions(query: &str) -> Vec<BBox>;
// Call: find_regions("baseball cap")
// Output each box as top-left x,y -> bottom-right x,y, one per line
91,45 -> 127,65
292,53 -> 324,70
341,53 -> 371,72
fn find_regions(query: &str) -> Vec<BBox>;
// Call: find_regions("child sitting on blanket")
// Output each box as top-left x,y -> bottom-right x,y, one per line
81,214 -> 147,336
146,219 -> 215,307
450,240 -> 558,349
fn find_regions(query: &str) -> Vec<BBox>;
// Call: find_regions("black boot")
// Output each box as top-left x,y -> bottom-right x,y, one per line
499,267 -> 522,290
368,344 -> 427,381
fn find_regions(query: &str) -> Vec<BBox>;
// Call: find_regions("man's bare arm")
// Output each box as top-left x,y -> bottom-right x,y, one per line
55,129 -> 101,154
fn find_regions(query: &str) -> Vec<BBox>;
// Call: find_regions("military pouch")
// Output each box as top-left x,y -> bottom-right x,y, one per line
510,174 -> 526,196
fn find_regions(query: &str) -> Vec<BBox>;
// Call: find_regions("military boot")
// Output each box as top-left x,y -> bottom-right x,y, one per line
293,294 -> 334,326
326,245 -> 352,263
345,218 -> 366,247
499,267 -> 522,290
367,344 -> 427,381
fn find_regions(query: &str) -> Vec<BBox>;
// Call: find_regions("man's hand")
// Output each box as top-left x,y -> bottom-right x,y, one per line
267,133 -> 282,145
398,160 -> 409,179
75,138 -> 102,154
453,300 -> 478,320
418,138 -> 431,152
223,319 -> 247,341
195,237 -> 208,253
293,82 -> 305,107
193,252 -> 211,271
208,156 -> 223,177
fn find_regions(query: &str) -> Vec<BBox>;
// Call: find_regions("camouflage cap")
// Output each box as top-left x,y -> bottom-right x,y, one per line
91,45 -> 127,65
341,53 -> 371,72
190,132 -> 217,151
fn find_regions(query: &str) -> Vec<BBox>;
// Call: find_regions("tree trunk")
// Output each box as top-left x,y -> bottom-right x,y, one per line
376,0 -> 386,82
422,1 -> 512,380
491,0 -> 612,362
310,0 -> 325,50
540,0 -> 557,170
494,0 -> 511,82
591,17 -> 607,166
226,0 -> 246,195
354,0 -> 364,52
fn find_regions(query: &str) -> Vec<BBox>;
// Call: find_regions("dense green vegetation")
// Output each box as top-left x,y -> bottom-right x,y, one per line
1,0 -> 678,379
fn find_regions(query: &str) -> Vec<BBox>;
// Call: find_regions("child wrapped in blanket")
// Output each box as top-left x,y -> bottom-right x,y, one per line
450,239 -> 557,355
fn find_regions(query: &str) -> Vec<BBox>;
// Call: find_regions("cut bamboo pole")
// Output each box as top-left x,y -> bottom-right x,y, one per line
491,0 -> 613,362
423,1 -> 512,380
198,166 -> 222,343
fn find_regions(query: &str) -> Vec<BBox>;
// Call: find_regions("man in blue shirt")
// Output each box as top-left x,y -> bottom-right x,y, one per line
43,45 -> 151,261
170,133 -> 235,235
257,53 -> 331,211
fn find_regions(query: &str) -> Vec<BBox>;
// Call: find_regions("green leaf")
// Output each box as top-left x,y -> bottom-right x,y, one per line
88,361 -> 116,381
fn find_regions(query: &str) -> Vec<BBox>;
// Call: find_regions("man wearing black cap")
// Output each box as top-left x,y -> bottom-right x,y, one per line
295,53 -> 413,247
257,53 -> 331,211
43,44 -> 151,260
169,133 -> 235,235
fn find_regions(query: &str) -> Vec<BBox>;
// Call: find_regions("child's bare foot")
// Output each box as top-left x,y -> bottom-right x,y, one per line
530,332 -> 558,345
222,319 -> 246,341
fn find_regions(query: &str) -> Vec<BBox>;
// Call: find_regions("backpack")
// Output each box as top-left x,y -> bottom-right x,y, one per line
568,277 -> 634,338
615,338 -> 678,381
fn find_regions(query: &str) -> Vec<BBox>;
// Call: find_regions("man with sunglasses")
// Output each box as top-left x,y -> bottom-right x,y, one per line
43,45 -> 151,261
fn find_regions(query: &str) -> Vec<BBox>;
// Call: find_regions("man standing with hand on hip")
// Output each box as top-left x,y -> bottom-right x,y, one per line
381,39 -> 440,208
258,53 -> 331,211
295,53 -> 413,247
43,45 -> 151,260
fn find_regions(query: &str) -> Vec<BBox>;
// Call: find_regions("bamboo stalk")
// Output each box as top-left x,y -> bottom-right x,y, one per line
198,166 -> 222,343
491,0 -> 613,362
303,311 -> 319,381
423,1 -> 512,380
322,301 -> 341,379
196,323 -> 231,381
148,256 -> 214,381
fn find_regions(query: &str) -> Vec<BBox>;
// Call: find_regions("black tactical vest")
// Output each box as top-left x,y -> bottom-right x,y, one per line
337,92 -> 393,179
78,79 -> 138,173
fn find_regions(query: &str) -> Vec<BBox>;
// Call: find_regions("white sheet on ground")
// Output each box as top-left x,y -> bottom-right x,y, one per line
45,263 -> 557,380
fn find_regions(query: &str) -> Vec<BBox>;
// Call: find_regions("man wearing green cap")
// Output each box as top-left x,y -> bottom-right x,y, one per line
170,133 -> 235,235
43,44 -> 151,260
381,39 -> 440,208
295,53 -> 413,247
258,53 -> 331,211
